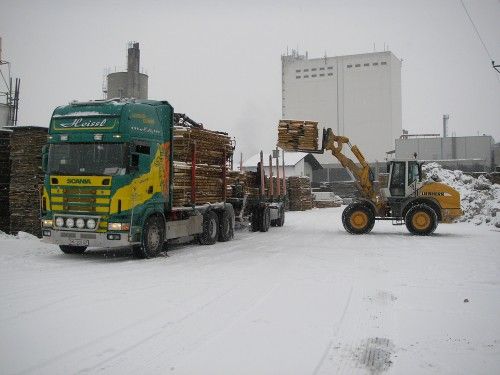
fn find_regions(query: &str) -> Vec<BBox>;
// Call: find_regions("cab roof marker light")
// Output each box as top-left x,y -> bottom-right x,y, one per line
60,135 -> 68,141
94,134 -> 103,141
113,134 -> 122,138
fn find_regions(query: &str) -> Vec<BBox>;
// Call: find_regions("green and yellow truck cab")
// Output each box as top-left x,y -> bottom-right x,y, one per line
41,98 -> 234,258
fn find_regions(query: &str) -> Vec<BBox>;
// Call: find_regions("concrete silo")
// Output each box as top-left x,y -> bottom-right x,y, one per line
106,42 -> 148,100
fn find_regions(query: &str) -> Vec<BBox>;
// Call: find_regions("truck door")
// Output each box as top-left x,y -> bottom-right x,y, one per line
389,161 -> 406,197
407,161 -> 419,197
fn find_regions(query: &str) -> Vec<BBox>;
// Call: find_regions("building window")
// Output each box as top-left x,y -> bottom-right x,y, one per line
355,64 -> 361,67
319,73 -> 325,77
312,74 -> 317,77
327,73 -> 333,76
327,66 -> 333,70
347,64 -> 353,68
304,75 -> 309,78
364,63 -> 369,66
296,76 -> 301,79
319,67 -> 325,71
381,61 -> 387,65
311,68 -> 317,71
303,69 -> 309,72
373,62 -> 378,66
295,69 -> 301,73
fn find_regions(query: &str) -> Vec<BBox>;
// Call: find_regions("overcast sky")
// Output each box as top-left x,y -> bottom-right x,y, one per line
1,0 -> 499,160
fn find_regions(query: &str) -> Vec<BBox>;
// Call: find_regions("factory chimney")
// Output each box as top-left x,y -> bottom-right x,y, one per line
443,114 -> 449,138
127,42 -> 140,73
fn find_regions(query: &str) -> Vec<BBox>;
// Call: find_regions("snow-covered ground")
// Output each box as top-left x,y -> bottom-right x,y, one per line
1,208 -> 499,375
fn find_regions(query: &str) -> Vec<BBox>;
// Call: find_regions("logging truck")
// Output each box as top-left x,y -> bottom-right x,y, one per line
40,98 -> 237,258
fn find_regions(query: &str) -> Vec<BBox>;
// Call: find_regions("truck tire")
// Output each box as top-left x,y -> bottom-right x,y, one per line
133,215 -> 165,258
250,207 -> 260,232
59,245 -> 87,254
342,203 -> 375,234
198,210 -> 219,245
405,204 -> 438,235
219,206 -> 234,242
260,206 -> 271,232
275,206 -> 285,227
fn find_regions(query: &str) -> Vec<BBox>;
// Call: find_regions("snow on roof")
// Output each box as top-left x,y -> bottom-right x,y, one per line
243,152 -> 312,168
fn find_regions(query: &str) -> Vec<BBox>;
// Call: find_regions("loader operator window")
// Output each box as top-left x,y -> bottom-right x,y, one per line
389,161 -> 405,196
408,161 -> 419,184
48,143 -> 127,176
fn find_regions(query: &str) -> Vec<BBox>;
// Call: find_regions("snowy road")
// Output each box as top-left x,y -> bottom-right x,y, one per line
1,207 -> 499,375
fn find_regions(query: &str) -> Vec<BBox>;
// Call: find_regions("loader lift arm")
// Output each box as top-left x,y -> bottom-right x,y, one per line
323,128 -> 378,203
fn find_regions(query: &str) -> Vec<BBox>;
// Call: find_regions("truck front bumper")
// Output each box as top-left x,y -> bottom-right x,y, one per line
41,229 -> 138,248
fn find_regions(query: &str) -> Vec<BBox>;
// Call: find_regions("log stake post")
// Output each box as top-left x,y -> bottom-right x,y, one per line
259,151 -> 265,197
222,149 -> 227,202
269,154 -> 274,199
191,141 -> 197,205
282,150 -> 286,196
276,150 -> 281,197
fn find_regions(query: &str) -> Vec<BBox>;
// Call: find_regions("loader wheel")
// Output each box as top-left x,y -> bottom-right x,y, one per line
59,245 -> 87,254
342,203 -> 375,234
133,215 -> 165,258
218,206 -> 235,242
260,206 -> 271,232
405,204 -> 437,235
198,210 -> 219,245
250,207 -> 260,232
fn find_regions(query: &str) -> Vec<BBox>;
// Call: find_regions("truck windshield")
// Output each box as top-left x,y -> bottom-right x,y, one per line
48,143 -> 127,176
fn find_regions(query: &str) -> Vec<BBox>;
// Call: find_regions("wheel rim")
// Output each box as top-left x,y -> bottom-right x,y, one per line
412,211 -> 431,230
350,211 -> 368,229
210,218 -> 217,239
148,225 -> 161,249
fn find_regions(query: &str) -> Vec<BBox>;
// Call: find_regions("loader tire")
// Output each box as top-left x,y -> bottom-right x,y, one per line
218,206 -> 234,242
59,245 -> 87,254
342,203 -> 375,234
133,215 -> 165,258
405,204 -> 437,236
198,210 -> 219,245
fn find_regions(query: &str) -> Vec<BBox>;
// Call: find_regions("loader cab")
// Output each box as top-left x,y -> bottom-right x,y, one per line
382,160 -> 422,198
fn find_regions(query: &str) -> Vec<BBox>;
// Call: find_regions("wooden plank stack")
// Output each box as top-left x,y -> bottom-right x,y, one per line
9,127 -> 48,237
172,125 -> 233,207
0,129 -> 11,233
277,119 -> 319,151
287,176 -> 313,211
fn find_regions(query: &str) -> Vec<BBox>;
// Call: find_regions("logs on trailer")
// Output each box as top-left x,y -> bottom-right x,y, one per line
277,120 -> 319,151
172,125 -> 233,207
9,127 -> 48,236
0,130 -> 11,233
287,176 -> 313,211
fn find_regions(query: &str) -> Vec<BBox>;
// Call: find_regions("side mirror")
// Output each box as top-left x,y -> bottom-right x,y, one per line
41,145 -> 49,173
129,153 -> 139,173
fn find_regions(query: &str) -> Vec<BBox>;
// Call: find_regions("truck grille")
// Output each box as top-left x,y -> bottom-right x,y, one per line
51,186 -> 111,214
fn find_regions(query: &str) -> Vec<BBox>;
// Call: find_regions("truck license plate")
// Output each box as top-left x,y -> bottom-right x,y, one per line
69,239 -> 89,246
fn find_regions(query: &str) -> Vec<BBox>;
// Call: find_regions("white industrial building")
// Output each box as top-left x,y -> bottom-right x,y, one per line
242,152 -> 322,179
395,135 -> 495,171
281,50 -> 402,163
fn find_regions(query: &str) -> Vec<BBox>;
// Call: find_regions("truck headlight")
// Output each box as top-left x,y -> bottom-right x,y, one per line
76,218 -> 85,229
86,219 -> 96,229
108,223 -> 130,231
42,219 -> 53,228
66,218 -> 75,228
55,217 -> 64,227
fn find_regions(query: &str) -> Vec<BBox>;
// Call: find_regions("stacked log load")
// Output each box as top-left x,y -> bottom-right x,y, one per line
277,120 -> 319,151
287,176 -> 313,211
0,130 -> 11,233
172,125 -> 233,206
9,127 -> 48,236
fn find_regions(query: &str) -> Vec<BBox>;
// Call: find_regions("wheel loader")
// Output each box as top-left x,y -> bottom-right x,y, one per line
283,127 -> 462,235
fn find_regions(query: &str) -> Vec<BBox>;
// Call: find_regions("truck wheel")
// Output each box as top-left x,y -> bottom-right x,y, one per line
260,206 -> 271,232
198,210 -> 219,245
133,215 -> 165,258
342,203 -> 375,234
405,204 -> 437,235
276,206 -> 285,227
250,207 -> 260,232
219,206 -> 234,242
59,245 -> 87,254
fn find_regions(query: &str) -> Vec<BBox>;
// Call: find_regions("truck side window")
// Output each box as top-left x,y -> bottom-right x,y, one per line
135,144 -> 150,154
390,162 -> 405,196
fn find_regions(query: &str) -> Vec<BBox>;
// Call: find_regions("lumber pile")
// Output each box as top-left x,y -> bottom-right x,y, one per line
9,127 -> 48,237
172,125 -> 233,207
287,176 -> 313,211
277,119 -> 318,151
227,171 -> 261,199
0,130 -> 11,233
